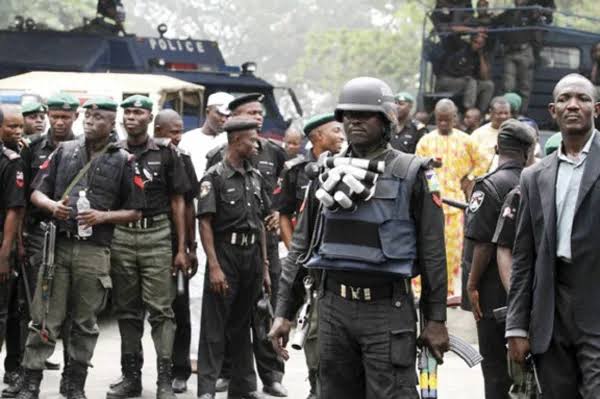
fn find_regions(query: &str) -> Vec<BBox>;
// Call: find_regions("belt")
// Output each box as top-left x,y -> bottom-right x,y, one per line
325,277 -> 410,302
219,231 -> 258,247
60,231 -> 89,241
126,213 -> 168,229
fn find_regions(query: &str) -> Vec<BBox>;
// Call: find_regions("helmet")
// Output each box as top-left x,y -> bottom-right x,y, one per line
334,77 -> 396,125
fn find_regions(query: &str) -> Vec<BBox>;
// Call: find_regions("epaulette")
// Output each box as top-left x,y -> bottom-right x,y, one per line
176,146 -> 191,157
284,154 -> 306,170
206,143 -> 226,160
389,151 -> 419,179
267,138 -> 283,147
414,120 -> 427,131
2,146 -> 20,161
154,137 -> 172,147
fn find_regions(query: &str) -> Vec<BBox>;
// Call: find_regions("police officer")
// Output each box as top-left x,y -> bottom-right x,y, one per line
269,77 -> 449,398
277,113 -> 344,249
0,105 -> 26,388
463,119 -> 535,399
16,97 -> 144,399
154,109 -> 199,393
390,92 -> 428,154
107,95 -> 189,399
21,103 -> 46,139
197,117 -> 271,399
206,94 -> 288,397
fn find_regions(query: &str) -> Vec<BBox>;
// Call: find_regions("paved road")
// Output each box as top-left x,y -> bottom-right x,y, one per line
0,307 -> 484,399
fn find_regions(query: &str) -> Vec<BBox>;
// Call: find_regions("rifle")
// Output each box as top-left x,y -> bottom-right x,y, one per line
38,221 -> 56,342
254,288 -> 274,343
291,275 -> 314,350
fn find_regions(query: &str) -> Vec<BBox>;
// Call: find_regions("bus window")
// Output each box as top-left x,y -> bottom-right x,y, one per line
540,46 -> 581,69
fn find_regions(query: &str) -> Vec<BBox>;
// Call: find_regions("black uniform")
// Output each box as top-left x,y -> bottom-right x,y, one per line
389,120 -> 428,154
171,148 -> 198,382
275,150 -> 316,217
206,138 -> 287,386
0,144 -> 26,374
463,161 -> 524,399
196,159 -> 271,397
276,147 -> 447,398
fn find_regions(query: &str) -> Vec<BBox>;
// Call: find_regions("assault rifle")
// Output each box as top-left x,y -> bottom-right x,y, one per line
38,221 -> 56,342
291,275 -> 314,350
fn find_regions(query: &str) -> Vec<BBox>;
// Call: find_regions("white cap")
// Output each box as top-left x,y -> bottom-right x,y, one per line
207,92 -> 234,115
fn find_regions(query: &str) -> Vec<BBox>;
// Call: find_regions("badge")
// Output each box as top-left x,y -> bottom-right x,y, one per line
469,191 -> 485,213
62,103 -> 70,110
15,171 -> 24,188
424,169 -> 440,193
273,177 -> 283,195
133,164 -> 144,189
200,181 -> 212,198
502,205 -> 515,220
134,100 -> 143,107
142,168 -> 153,182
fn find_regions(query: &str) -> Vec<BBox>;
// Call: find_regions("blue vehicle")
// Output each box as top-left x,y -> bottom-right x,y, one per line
0,17 -> 302,138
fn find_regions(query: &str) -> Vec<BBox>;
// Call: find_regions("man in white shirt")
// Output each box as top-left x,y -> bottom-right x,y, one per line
179,92 -> 234,178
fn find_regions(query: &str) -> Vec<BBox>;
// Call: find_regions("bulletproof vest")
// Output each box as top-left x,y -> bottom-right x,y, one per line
306,151 -> 424,277
54,141 -> 128,230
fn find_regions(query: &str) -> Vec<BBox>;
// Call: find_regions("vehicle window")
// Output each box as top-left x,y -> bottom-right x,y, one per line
540,46 -> 581,69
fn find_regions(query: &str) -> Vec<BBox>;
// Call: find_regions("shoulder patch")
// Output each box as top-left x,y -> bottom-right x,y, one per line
284,154 -> 306,170
176,146 -> 190,156
2,147 -> 20,161
199,181 -> 212,198
415,121 -> 426,130
469,190 -> 485,213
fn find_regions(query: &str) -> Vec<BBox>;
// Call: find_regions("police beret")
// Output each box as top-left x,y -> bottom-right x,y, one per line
544,132 -> 562,156
303,113 -> 336,136
82,97 -> 118,112
395,92 -> 415,103
223,116 -> 260,134
120,95 -> 153,110
47,93 -> 79,111
21,101 -> 47,116
497,119 -> 535,149
228,93 -> 264,111
503,92 -> 522,112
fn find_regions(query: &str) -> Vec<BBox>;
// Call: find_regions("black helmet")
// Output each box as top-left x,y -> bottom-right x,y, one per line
334,77 -> 396,125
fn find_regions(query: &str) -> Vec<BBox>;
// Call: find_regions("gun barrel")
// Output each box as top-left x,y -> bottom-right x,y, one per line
291,322 -> 309,350
442,198 -> 468,210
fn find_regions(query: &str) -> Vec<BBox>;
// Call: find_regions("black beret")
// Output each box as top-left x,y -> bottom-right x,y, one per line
223,116 -> 261,134
497,119 -> 535,150
228,93 -> 264,111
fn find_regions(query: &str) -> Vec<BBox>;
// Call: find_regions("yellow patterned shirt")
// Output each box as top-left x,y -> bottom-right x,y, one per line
416,128 -> 489,214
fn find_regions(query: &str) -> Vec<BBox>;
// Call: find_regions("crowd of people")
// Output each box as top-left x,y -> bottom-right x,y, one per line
0,70 -> 598,399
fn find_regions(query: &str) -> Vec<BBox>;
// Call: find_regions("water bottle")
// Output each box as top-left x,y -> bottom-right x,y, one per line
77,190 -> 93,238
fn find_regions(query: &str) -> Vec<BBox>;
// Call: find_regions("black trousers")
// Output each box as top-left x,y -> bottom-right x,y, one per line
537,279 -> 600,399
197,241 -> 262,397
477,317 -> 510,399
220,236 -> 284,386
172,276 -> 191,379
318,278 -> 419,399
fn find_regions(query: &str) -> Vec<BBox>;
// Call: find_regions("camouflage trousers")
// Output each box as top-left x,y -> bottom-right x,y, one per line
22,238 -> 112,370
110,216 -> 176,360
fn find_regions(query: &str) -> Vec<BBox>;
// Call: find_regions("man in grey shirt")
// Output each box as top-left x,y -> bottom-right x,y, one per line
506,73 -> 600,398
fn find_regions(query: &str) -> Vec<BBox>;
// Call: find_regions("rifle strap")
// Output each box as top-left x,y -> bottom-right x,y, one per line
60,143 -> 111,200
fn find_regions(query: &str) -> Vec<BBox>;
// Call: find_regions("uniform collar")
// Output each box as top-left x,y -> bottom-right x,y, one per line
222,158 -> 254,178
121,136 -> 160,152
44,129 -> 75,149
496,159 -> 524,171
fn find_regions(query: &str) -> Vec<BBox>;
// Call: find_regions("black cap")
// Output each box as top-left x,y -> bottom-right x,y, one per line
497,119 -> 535,151
223,116 -> 261,134
228,93 -> 264,112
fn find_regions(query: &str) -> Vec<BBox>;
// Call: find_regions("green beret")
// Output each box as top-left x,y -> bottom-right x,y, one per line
395,92 -> 415,103
120,94 -> 153,110
223,116 -> 260,134
228,93 -> 264,111
497,119 -> 535,150
82,97 -> 118,112
303,113 -> 336,136
21,101 -> 47,116
504,92 -> 522,112
47,93 -> 79,111
544,132 -> 562,156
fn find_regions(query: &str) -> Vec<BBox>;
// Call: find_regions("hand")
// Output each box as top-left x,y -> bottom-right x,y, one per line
76,209 -> 106,228
208,264 -> 228,296
461,176 -> 475,199
432,157 -> 443,168
187,251 -> 199,278
466,283 -> 483,322
52,197 -> 71,220
418,320 -> 450,364
0,253 -> 10,283
508,337 -> 530,365
263,266 -> 272,296
18,137 -> 30,149
172,251 -> 190,276
268,317 -> 292,360
265,211 -> 280,231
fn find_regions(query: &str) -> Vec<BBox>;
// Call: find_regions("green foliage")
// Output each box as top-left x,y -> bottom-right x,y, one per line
0,0 -> 95,30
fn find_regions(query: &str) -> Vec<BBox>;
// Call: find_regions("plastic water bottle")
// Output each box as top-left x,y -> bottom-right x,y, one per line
77,190 -> 93,238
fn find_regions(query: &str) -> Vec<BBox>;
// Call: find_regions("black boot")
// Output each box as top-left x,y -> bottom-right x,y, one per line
59,358 -> 71,397
14,370 -> 42,399
307,368 -> 318,399
156,358 -> 175,399
109,352 -> 143,389
106,354 -> 142,399
67,362 -> 88,399
2,369 -> 23,398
